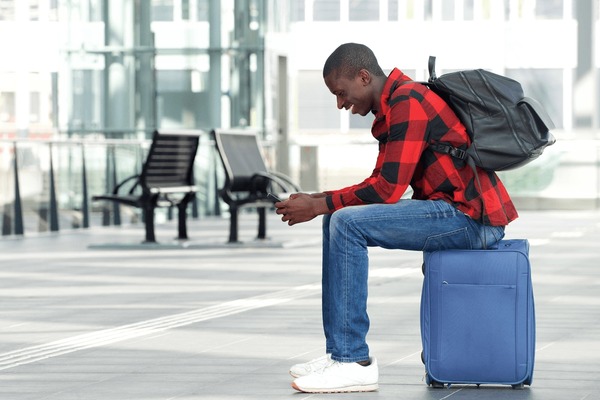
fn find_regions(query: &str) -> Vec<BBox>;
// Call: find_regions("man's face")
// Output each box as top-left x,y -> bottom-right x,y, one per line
324,69 -> 373,116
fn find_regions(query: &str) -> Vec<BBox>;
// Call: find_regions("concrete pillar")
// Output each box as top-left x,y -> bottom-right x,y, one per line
573,0 -> 598,129
209,0 -> 222,129
102,0 -> 135,136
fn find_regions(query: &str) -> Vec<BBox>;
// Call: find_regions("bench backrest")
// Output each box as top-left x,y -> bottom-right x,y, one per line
213,129 -> 269,192
140,130 -> 202,192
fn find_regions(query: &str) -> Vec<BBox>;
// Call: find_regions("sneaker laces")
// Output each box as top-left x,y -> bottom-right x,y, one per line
313,359 -> 342,375
304,354 -> 330,372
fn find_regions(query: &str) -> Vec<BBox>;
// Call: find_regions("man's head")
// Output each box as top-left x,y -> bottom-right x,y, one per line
323,43 -> 386,116
323,43 -> 385,80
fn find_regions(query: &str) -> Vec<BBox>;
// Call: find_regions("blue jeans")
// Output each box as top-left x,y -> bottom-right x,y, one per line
321,199 -> 505,363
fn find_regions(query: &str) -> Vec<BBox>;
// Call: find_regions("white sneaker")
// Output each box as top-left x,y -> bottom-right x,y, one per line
291,357 -> 379,393
289,354 -> 331,378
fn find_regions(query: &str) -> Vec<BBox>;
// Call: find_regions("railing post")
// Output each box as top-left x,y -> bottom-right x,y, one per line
111,145 -> 121,225
101,145 -> 110,226
81,143 -> 90,228
101,144 -> 121,226
48,143 -> 59,232
13,142 -> 24,235
211,141 -> 221,216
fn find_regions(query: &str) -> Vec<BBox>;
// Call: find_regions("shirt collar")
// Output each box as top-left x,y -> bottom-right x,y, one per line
377,68 -> 412,117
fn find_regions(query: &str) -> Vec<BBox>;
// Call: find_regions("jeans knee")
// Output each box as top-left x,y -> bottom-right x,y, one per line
329,208 -> 357,230
329,208 -> 368,243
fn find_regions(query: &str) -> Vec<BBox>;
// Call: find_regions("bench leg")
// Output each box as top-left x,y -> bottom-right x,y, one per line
143,207 -> 157,243
228,206 -> 239,243
177,202 -> 189,240
257,207 -> 267,240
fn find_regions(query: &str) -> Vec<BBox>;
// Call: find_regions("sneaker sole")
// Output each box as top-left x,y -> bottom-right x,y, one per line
291,382 -> 379,393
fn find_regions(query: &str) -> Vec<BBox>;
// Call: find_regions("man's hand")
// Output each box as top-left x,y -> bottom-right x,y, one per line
274,193 -> 329,226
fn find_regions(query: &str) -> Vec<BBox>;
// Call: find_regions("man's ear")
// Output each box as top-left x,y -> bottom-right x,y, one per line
358,69 -> 371,85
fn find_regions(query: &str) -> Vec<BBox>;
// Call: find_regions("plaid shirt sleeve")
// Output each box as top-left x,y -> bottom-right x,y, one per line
325,68 -> 518,227
325,93 -> 428,209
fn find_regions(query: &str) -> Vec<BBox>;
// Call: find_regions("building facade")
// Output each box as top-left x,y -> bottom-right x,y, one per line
0,0 -> 598,237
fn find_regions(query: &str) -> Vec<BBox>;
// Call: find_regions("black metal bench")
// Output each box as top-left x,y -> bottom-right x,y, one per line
92,130 -> 202,243
213,128 -> 300,243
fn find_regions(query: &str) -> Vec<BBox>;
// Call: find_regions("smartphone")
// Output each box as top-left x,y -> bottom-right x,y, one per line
267,193 -> 282,202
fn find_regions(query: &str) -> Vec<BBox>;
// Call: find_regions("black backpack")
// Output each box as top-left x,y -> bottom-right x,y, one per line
423,56 -> 556,171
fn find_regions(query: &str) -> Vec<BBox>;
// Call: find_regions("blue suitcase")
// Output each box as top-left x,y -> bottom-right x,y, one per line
420,239 -> 535,388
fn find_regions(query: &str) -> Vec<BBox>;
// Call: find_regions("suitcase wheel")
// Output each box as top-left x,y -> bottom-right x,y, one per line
512,383 -> 525,390
425,373 -> 445,388
430,379 -> 445,389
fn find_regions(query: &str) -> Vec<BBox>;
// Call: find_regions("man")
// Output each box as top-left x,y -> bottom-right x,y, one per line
274,43 -> 517,394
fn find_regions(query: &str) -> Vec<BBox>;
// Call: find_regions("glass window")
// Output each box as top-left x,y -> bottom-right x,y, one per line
349,0 -> 378,21
269,0 -> 289,31
464,0 -> 474,20
424,0 -> 433,20
197,0 -> 209,21
288,0 -> 305,22
505,68 -> 563,129
49,0 -> 58,21
156,67 -> 210,129
90,0 -> 103,22
29,0 -> 40,21
314,0 -> 340,21
181,0 -> 190,20
157,70 -> 192,92
389,0 -> 434,20
0,0 -> 14,21
30,92 -> 40,123
70,70 -> 103,130
388,0 -> 398,21
152,0 -> 174,22
536,0 -> 563,19
442,0 -> 455,20
298,71 -> 340,130
0,91 -> 15,123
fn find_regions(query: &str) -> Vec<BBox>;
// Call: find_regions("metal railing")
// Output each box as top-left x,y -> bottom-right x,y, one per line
0,134 -> 222,237
2,130 -> 599,239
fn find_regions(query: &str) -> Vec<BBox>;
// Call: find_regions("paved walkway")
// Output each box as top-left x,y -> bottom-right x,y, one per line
0,210 -> 599,399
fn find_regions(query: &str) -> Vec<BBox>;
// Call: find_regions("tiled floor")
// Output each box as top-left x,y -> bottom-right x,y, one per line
0,210 -> 599,399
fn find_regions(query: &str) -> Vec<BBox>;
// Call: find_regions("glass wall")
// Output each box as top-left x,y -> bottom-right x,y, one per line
0,0 -> 273,237
0,0 -> 269,139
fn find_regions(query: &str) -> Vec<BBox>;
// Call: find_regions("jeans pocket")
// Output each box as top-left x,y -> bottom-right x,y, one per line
422,227 -> 471,252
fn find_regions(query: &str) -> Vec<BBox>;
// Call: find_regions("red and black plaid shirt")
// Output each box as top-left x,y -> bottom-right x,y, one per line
325,68 -> 518,226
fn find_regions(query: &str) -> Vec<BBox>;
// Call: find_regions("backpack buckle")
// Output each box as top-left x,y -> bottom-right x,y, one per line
448,147 -> 467,160
429,143 -> 467,160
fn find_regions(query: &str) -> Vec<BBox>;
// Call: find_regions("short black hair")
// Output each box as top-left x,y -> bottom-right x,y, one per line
323,43 -> 385,80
